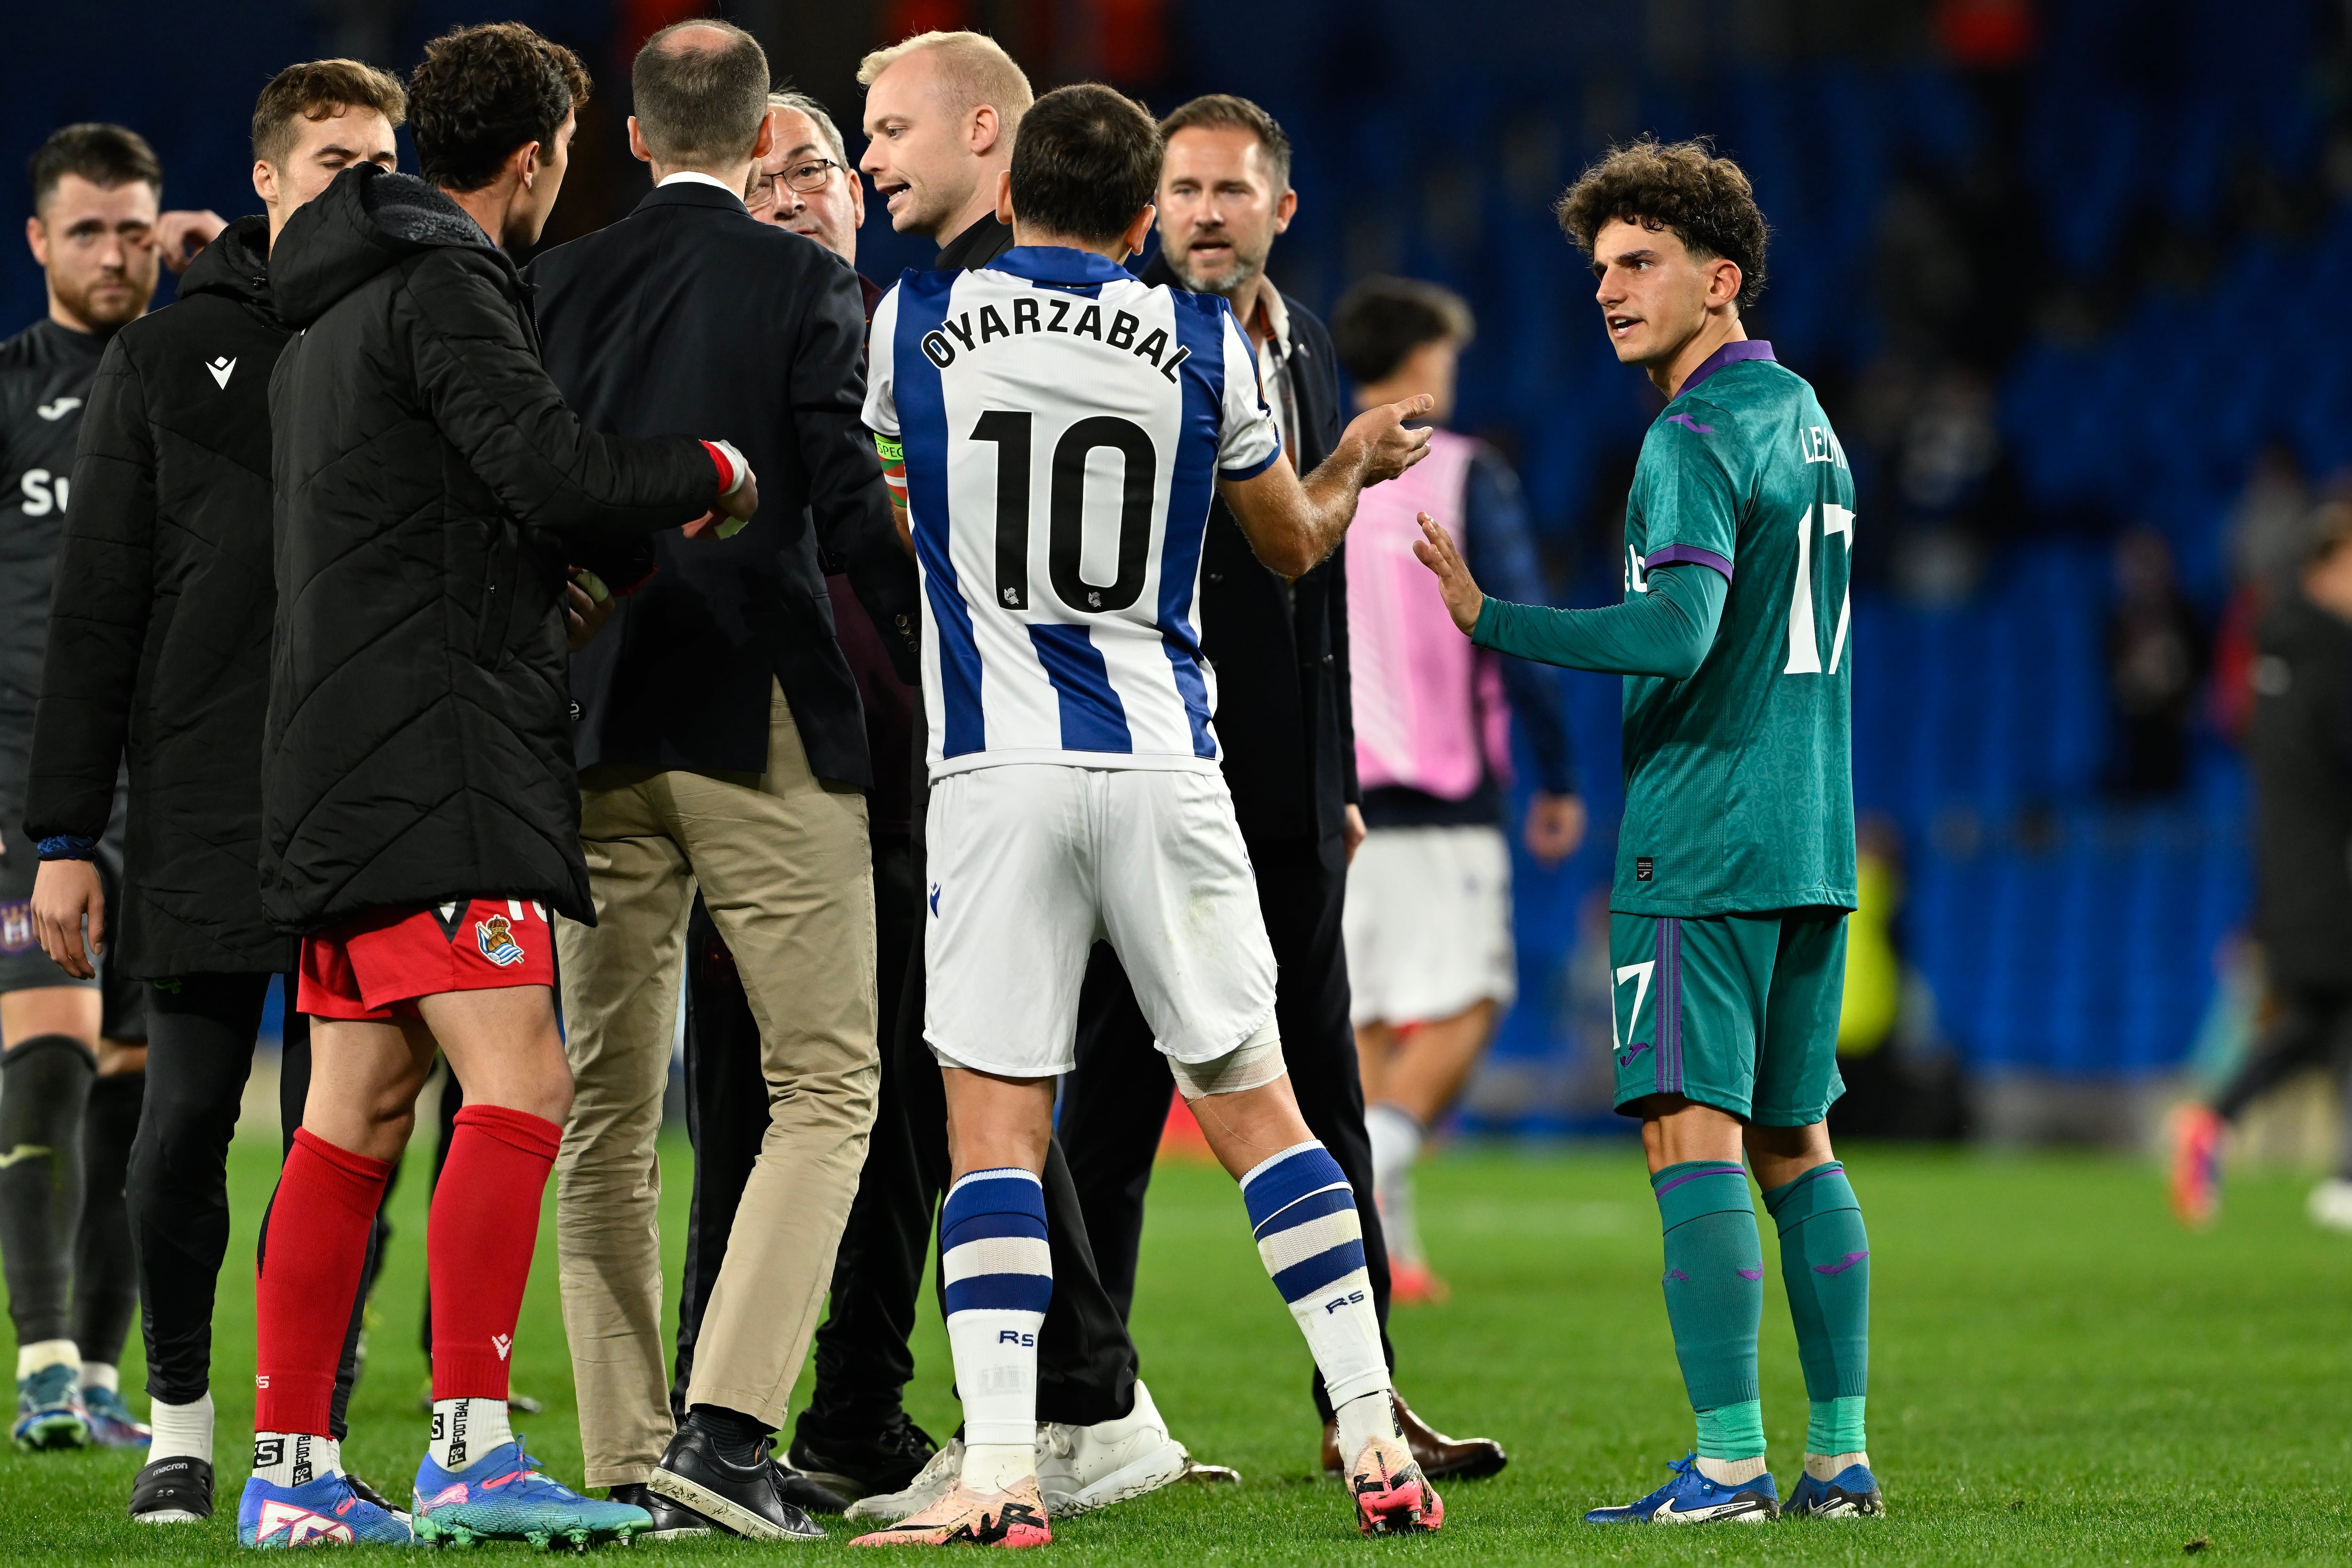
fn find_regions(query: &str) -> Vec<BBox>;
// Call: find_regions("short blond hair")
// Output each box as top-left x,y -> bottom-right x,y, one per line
856,30 -> 1032,129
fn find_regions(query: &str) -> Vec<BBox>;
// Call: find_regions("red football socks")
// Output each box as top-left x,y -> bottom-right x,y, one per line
255,1128 -> 394,1435
428,1103 -> 562,1401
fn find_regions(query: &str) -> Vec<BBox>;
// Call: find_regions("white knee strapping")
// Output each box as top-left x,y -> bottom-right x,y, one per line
1168,1017 -> 1286,1100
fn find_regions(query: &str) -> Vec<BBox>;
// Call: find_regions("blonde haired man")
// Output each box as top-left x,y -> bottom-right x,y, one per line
857,30 -> 1029,263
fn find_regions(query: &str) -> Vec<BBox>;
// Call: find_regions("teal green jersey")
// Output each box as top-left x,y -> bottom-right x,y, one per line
1612,341 -> 1856,917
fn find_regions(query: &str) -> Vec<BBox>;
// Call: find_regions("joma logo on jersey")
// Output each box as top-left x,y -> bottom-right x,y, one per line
921,298 -> 1192,384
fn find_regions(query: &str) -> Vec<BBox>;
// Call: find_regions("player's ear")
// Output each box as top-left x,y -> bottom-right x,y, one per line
750,109 -> 776,162
24,214 -> 47,268
1712,257 -> 1742,309
627,117 -> 652,166
1273,187 -> 1298,233
1120,204 -> 1156,261
252,159 -> 277,211
994,168 -> 1015,227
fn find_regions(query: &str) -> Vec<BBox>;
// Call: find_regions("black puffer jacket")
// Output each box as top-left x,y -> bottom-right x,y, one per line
263,165 -> 718,931
2250,585 -> 2352,987
25,216 -> 297,976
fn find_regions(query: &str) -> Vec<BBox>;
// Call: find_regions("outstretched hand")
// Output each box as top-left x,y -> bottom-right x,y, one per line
1413,512 -> 1485,635
1343,394 -> 1437,488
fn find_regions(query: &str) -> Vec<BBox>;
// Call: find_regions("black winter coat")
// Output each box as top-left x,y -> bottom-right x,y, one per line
2250,585 -> 2352,987
262,166 -> 719,932
25,216 -> 297,976
1139,253 -> 1357,847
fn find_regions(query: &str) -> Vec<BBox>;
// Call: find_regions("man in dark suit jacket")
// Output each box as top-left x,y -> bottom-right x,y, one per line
523,21 -> 916,1541
1058,94 -> 1507,1483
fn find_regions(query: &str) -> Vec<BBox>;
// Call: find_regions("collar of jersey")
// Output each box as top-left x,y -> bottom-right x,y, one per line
987,245 -> 1134,287
1674,338 -> 1775,401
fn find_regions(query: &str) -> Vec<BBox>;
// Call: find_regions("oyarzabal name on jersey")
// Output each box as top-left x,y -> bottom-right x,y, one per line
921,298 -> 1192,382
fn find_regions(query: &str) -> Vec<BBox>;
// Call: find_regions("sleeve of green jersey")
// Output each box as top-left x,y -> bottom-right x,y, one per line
1470,564 -> 1727,679
1634,404 -> 1741,576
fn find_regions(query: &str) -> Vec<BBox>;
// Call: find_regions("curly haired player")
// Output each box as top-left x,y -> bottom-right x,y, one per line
1415,136 -> 1879,1525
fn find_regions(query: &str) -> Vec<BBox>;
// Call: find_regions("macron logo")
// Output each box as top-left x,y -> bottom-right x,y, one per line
492,1334 -> 512,1362
206,356 -> 236,390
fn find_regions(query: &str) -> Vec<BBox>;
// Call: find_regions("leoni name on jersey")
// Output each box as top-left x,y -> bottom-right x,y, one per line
917,296 -> 1192,383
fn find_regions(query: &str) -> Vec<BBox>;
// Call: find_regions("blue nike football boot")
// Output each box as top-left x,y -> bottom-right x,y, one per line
82,1383 -> 153,1448
411,1441 -> 651,1548
1786,1461 -> 1885,1518
1584,1454 -> 1779,1524
238,1470 -> 416,1547
13,1362 -> 89,1450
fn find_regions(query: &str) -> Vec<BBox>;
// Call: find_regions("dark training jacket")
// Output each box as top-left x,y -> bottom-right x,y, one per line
1139,253 -> 1358,847
2250,585 -> 2352,988
24,217 -> 297,975
262,165 -> 718,932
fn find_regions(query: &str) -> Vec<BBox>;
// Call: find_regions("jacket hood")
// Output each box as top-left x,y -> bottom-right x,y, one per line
179,214 -> 273,311
269,162 -> 503,329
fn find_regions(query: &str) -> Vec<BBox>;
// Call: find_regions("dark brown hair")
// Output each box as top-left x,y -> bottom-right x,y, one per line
1555,136 -> 1769,311
1007,83 -> 1160,246
252,59 -> 408,168
1158,92 -> 1291,190
632,20 -> 769,166
1331,275 -> 1475,384
409,22 -> 590,193
28,123 -> 161,214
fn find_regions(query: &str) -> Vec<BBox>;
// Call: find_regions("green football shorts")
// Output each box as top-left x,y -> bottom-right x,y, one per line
1606,909 -> 1849,1127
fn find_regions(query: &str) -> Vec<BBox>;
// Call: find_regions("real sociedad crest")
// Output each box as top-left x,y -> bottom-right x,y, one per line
476,914 -> 526,967
0,902 -> 32,954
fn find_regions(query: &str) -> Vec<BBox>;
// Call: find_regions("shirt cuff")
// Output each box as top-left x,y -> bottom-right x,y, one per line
38,835 -> 98,862
1218,441 -> 1283,483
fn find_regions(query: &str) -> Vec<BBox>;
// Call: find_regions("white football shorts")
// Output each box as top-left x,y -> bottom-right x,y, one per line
1343,823 -> 1518,1027
923,763 -> 1278,1078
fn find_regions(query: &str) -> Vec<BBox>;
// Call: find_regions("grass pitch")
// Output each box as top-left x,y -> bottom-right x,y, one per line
3,1120 -> 2349,1562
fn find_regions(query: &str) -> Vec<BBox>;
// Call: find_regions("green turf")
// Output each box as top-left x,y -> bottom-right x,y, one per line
4,1124 -> 2348,1560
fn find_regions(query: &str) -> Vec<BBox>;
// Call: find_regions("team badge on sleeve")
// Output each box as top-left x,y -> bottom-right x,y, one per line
0,901 -> 31,953
476,915 -> 526,967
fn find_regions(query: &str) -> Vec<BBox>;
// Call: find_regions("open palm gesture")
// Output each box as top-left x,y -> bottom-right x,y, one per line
1413,511 -> 1485,635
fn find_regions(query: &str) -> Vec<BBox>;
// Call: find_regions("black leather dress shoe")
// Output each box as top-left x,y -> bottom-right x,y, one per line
1319,1391 -> 1509,1482
788,1411 -> 938,1502
128,1455 -> 214,1522
606,1481 -> 713,1539
770,1460 -> 850,1515
648,1425 -> 824,1541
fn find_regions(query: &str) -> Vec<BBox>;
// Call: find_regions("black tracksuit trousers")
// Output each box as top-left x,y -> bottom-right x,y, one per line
134,973 -> 373,1436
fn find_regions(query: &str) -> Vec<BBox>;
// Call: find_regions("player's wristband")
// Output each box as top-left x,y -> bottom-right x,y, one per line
37,834 -> 97,862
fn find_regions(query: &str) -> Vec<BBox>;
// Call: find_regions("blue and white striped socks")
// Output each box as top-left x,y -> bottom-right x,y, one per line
942,1168 -> 1053,1493
1241,1141 -> 1394,1457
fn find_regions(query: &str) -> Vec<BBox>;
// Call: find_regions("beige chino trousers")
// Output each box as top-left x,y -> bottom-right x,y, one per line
554,681 -> 877,1488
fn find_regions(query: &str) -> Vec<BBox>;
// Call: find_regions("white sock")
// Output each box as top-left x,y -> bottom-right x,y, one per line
1240,1142 -> 1392,1419
16,1338 -> 78,1380
252,1431 -> 341,1488
942,1169 -> 1051,1493
430,1397 -> 513,1472
1805,1449 -> 1869,1481
149,1393 -> 215,1466
79,1361 -> 118,1394
1695,1454 -> 1770,1485
1364,1103 -> 1425,1264
1334,1391 -> 1399,1463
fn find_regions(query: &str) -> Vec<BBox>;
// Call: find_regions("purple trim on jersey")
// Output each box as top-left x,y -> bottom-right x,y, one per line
988,246 -> 1130,289
1674,338 -> 1775,400
1645,545 -> 1734,582
1027,624 -> 1133,752
1657,917 -> 1685,1095
894,271 -> 986,758
1665,413 -> 1715,435
1156,292 -> 1227,758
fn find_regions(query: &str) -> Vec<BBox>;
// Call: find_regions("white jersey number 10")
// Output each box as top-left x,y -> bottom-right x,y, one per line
1783,500 -> 1854,675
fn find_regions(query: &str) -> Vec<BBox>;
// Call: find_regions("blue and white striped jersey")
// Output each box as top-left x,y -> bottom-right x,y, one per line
865,246 -> 1282,778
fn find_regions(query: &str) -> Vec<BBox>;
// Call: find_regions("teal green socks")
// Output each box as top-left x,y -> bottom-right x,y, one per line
1763,1161 -> 1870,1464
1652,1161 -> 1765,1471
